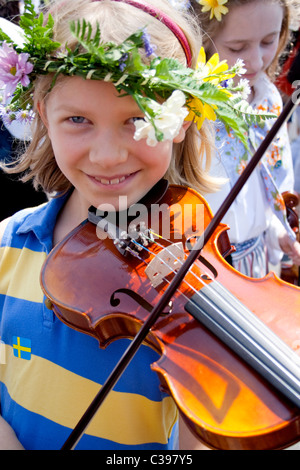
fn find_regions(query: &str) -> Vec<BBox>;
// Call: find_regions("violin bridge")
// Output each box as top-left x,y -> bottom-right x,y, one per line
145,242 -> 185,288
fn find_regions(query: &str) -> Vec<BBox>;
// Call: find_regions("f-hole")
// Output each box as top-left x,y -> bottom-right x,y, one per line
186,235 -> 218,279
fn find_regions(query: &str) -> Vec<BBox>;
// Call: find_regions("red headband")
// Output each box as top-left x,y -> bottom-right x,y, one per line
92,0 -> 192,66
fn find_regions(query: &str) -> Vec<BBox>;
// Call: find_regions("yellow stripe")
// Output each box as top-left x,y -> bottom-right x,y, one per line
0,246 -> 46,302
1,345 -> 177,445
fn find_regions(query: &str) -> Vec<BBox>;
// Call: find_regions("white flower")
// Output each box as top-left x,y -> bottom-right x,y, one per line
233,59 -> 247,76
133,120 -> 157,146
238,78 -> 251,100
134,90 -> 188,146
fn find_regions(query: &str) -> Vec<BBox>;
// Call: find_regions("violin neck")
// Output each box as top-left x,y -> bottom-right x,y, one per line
185,282 -> 300,408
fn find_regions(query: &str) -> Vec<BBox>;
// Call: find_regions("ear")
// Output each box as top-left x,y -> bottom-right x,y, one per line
37,100 -> 49,129
173,120 -> 192,143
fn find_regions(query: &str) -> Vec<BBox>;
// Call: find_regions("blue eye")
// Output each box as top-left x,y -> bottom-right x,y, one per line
70,116 -> 86,124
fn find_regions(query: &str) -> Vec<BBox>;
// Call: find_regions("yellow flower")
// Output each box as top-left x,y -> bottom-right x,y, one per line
185,97 -> 217,130
185,47 -> 239,129
198,0 -> 229,22
195,47 -> 235,84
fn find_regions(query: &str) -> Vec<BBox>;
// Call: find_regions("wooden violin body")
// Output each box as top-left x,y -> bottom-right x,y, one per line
41,185 -> 300,450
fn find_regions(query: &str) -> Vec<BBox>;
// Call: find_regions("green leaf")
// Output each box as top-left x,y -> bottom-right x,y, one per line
0,28 -> 15,45
215,103 -> 250,148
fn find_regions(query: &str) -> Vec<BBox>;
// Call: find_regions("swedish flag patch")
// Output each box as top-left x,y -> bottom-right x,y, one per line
13,336 -> 31,360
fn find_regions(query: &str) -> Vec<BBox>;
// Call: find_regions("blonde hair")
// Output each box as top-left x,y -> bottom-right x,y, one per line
191,0 -> 299,80
5,0 -> 219,196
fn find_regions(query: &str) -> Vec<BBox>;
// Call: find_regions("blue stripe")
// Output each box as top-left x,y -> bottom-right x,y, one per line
1,384 -> 176,450
0,294 -> 164,400
0,197 -> 178,449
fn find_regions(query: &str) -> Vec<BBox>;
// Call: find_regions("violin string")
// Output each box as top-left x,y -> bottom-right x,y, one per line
143,229 -> 215,290
146,229 -> 237,299
130,234 -> 259,351
131,235 -> 297,360
137,233 -> 300,363
129,232 -> 209,301
128,232 -> 300,387
129,238 -> 196,305
130,229 -> 243,314
130,238 -> 192,297
127,221 -> 277,342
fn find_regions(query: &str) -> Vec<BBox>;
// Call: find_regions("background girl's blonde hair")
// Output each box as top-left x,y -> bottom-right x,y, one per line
5,0 -> 219,197
191,0 -> 300,80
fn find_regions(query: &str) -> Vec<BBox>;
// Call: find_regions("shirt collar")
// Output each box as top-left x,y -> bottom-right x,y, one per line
16,193 -> 70,253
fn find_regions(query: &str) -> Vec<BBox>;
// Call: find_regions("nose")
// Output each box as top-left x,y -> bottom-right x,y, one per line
89,127 -> 129,168
245,45 -> 264,73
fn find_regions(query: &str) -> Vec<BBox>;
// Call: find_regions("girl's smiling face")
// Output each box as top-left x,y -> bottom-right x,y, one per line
39,76 -> 186,216
211,1 -> 284,87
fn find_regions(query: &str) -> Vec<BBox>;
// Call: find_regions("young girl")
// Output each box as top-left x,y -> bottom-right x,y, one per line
0,0 -> 257,450
192,0 -> 300,278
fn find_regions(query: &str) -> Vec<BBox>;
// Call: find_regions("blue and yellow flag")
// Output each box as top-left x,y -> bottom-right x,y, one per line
13,336 -> 31,360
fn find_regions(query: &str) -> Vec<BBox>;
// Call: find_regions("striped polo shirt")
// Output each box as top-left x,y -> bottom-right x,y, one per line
0,196 -> 178,450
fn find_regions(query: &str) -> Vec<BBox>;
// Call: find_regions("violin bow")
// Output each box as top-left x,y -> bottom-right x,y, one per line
61,87 -> 300,450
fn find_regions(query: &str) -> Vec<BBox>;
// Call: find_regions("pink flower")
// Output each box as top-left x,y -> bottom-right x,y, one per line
0,42 -> 33,101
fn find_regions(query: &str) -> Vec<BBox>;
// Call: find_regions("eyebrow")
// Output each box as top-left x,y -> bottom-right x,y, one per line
223,31 -> 280,45
51,101 -> 144,117
52,103 -> 86,113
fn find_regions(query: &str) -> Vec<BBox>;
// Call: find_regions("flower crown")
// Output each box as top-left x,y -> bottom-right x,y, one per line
0,0 -> 272,147
196,0 -> 229,21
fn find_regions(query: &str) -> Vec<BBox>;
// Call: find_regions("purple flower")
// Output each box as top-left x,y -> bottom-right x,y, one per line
0,42 -> 33,101
1,107 -> 16,126
15,108 -> 35,124
141,30 -> 156,57
119,53 -> 129,72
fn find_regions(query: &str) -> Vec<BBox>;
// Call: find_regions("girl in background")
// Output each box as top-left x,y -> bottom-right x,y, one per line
192,0 -> 300,277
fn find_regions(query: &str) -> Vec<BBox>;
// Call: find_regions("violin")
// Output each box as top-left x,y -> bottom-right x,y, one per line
40,90 -> 300,451
41,182 -> 300,450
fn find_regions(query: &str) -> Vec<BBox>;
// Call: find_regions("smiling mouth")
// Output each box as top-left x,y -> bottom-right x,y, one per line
245,72 -> 257,78
93,175 -> 127,185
